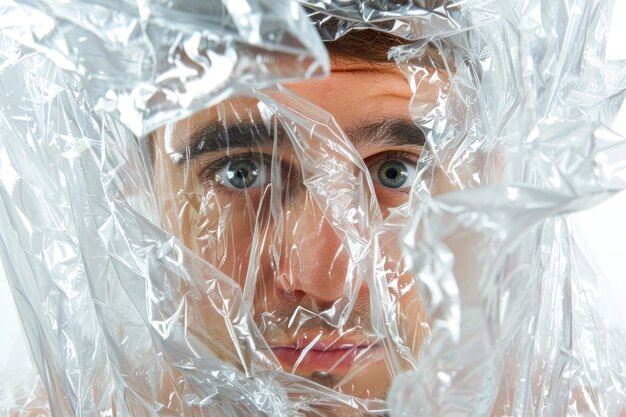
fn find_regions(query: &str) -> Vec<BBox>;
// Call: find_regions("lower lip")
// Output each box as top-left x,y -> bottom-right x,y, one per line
271,345 -> 378,373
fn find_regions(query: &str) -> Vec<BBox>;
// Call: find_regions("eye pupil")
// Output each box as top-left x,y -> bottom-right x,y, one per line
378,160 -> 408,188
227,159 -> 259,188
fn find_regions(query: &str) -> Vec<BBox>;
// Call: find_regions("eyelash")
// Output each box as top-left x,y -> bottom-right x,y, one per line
198,150 -> 420,191
199,152 -> 271,180
365,151 -> 420,167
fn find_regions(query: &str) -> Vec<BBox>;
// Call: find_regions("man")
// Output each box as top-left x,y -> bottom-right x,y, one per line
149,30 -> 447,407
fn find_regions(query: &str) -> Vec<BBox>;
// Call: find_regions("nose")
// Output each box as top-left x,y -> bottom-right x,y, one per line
273,198 -> 350,309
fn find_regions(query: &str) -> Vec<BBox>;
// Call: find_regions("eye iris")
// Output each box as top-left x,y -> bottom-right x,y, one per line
226,159 -> 259,188
378,160 -> 408,188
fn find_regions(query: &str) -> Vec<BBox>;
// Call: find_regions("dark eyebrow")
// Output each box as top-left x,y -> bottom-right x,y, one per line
345,119 -> 425,148
173,119 -> 286,163
174,118 -> 424,163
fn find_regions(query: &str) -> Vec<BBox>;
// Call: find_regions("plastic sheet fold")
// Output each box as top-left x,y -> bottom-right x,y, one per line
0,0 -> 625,416
0,0 -> 329,136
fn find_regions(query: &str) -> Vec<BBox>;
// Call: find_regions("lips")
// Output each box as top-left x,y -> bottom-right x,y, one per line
270,339 -> 382,374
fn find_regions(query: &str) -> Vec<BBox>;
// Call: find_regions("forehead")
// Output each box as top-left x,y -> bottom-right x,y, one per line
169,60 -> 417,132
160,58 -> 445,156
285,60 -> 414,124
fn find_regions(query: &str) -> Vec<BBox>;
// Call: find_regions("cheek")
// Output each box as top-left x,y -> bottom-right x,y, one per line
381,245 -> 427,356
397,273 -> 426,355
374,187 -> 412,214
189,189 -> 272,282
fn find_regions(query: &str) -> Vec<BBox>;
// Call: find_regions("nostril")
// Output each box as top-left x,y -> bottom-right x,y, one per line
274,273 -> 303,294
293,290 -> 306,298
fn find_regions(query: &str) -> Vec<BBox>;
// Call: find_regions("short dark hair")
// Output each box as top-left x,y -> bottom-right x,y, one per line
323,29 -> 453,72
324,30 -> 408,64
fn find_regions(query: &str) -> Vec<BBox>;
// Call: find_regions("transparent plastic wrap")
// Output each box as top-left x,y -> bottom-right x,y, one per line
0,0 -> 625,417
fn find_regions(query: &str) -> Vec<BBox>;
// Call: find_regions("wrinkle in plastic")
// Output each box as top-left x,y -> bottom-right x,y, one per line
0,0 -> 625,416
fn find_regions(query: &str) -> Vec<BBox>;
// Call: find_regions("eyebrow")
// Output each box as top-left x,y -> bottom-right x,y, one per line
172,119 -> 286,162
174,118 -> 425,163
344,119 -> 425,149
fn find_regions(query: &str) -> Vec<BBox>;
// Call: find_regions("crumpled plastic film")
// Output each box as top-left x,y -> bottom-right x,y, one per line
301,0 -> 504,42
0,1 -> 625,417
387,1 -> 626,416
0,0 -> 328,136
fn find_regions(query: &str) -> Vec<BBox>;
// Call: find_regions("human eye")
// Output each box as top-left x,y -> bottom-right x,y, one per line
201,153 -> 271,190
366,151 -> 419,191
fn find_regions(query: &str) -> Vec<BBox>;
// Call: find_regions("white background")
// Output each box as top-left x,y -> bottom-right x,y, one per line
1,2 -> 626,377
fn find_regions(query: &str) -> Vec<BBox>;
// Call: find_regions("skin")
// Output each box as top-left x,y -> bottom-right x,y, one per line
149,56 -> 447,406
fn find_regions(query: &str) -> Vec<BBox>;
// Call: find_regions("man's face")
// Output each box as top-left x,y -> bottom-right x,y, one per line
151,55 -> 445,400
